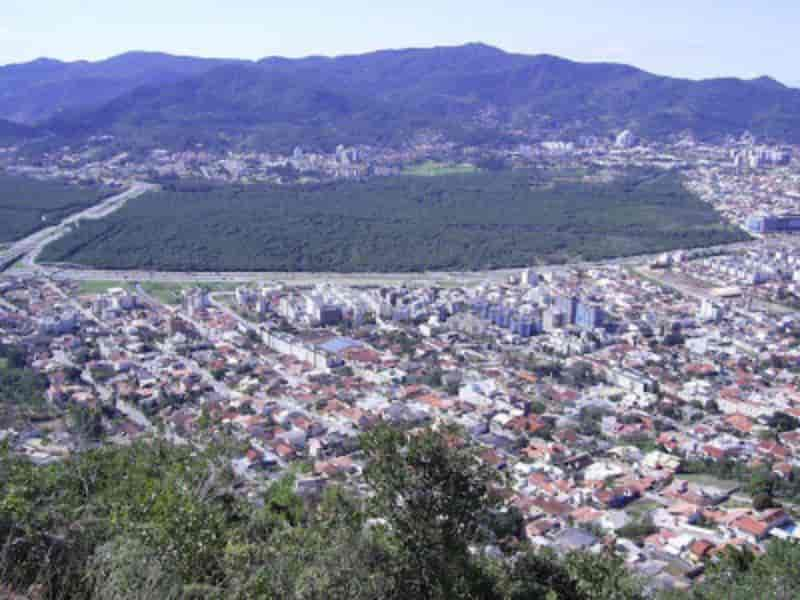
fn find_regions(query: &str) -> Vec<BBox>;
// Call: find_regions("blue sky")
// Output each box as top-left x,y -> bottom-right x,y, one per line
1,0 -> 798,84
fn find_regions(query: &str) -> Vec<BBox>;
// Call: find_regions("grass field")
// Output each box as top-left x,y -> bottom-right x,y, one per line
140,281 -> 239,305
76,281 -> 133,296
676,473 -> 740,492
74,280 -> 237,305
625,499 -> 660,519
403,161 -> 479,176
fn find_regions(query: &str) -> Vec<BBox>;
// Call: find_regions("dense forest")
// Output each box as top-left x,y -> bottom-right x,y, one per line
0,175 -> 102,243
1,425 -> 797,599
40,170 -> 748,273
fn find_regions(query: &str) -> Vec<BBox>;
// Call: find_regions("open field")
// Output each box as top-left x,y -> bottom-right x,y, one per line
403,161 -> 479,177
139,281 -> 239,305
625,499 -> 660,519
676,473 -> 740,492
39,169 -> 749,273
75,280 -> 133,295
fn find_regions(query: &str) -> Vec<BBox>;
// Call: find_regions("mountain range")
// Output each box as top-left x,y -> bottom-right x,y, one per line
2,43 -> 799,152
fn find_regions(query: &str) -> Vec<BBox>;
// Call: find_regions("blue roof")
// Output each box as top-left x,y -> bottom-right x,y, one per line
318,336 -> 362,354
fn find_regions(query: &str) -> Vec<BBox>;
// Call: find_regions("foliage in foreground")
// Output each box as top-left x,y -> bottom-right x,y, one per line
0,425 -> 797,599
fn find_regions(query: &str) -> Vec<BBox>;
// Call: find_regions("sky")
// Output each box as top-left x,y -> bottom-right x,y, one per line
1,0 -> 798,85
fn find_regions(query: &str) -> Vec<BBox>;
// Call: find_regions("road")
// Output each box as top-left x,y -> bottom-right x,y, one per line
133,283 -> 241,399
0,182 -> 157,273
0,179 -> 764,288
17,239 -> 762,288
634,265 -> 797,318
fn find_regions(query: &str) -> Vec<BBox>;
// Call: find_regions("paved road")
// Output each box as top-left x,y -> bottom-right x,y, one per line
133,283 -> 241,399
0,182 -> 157,273
21,239 -> 763,288
0,179 -> 763,288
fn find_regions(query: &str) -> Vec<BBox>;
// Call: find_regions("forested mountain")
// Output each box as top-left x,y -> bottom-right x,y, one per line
0,51 -> 240,124
5,44 -> 800,150
0,118 -> 36,143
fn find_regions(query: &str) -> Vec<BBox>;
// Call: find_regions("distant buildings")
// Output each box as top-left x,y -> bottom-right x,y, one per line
615,130 -> 637,149
746,214 -> 800,234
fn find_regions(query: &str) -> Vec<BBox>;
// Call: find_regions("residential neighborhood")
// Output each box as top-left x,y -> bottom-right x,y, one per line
5,199 -> 800,592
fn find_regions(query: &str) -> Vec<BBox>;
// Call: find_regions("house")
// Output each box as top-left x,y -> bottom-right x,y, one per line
553,528 -> 598,552
688,539 -> 715,563
728,509 -> 791,543
594,486 -> 640,509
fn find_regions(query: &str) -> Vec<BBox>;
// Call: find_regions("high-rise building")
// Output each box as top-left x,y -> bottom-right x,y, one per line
555,295 -> 578,325
575,301 -> 606,330
615,130 -> 636,148
520,269 -> 539,287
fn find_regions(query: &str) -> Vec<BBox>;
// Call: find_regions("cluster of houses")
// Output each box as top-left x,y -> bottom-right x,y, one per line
3,239 -> 800,591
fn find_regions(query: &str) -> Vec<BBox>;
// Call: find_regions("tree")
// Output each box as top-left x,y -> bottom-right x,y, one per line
360,425 -> 501,599
747,468 -> 776,498
617,518 -> 658,544
69,405 -> 104,443
564,551 -> 644,600
768,412 -> 799,433
0,426 -> 652,600
677,540 -> 800,600
752,492 -> 778,511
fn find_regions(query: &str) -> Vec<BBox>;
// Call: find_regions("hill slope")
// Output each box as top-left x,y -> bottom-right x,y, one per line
9,44 -> 800,150
0,119 -> 36,144
0,52 -> 241,124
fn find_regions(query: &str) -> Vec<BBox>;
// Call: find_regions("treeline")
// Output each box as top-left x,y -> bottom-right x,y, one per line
0,343 -> 48,424
40,169 -> 747,273
0,426 -> 642,599
681,457 -> 800,506
0,174 -> 102,242
2,425 -> 797,599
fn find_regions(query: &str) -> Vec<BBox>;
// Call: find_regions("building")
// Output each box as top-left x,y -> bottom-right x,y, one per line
555,296 -> 578,325
746,214 -> 800,234
698,299 -> 722,323
575,301 -> 606,330
615,130 -> 636,149
318,304 -> 343,326
520,269 -> 539,287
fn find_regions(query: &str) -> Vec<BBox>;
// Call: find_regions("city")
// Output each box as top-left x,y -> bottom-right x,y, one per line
3,133 -> 800,592
3,3 -> 800,597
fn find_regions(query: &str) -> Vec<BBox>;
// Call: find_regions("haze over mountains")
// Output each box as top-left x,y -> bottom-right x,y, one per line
2,43 -> 800,151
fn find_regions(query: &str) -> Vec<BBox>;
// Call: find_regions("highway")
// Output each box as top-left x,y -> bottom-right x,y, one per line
0,182 -> 157,273
19,240 -> 762,288
0,178 -> 764,288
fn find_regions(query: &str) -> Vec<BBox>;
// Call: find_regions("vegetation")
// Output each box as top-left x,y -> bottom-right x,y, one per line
0,343 -> 49,423
681,457 -> 800,505
138,281 -> 238,305
0,174 -> 102,242
2,421 -> 799,599
0,425 -> 648,600
40,169 -> 747,273
29,44 -> 800,152
403,161 -> 479,176
75,280 -> 133,296
664,541 -> 800,600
